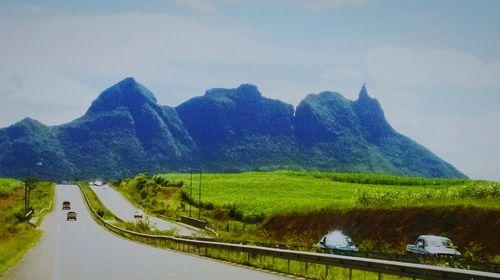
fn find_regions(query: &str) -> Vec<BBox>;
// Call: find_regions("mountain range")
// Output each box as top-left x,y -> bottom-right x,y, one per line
0,77 -> 466,180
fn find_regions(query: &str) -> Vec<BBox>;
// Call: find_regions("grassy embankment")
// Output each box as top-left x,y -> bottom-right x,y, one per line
79,183 -> 115,221
0,178 -> 54,275
114,171 -> 500,261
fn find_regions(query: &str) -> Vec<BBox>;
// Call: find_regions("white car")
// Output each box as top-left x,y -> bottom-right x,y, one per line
406,235 -> 461,258
133,210 -> 143,219
317,233 -> 358,252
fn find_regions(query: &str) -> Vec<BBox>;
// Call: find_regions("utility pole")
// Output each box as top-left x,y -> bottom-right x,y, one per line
24,161 -> 42,221
24,166 -> 30,219
189,169 -> 193,217
198,170 -> 202,219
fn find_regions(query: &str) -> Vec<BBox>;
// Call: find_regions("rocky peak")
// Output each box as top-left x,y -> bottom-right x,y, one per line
353,84 -> 394,141
16,117 -> 44,127
86,77 -> 158,115
205,83 -> 262,102
8,117 -> 48,135
358,83 -> 369,99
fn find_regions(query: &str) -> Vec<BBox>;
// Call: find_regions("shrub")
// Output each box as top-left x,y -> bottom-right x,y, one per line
229,206 -> 243,221
12,211 -> 25,223
96,208 -> 104,218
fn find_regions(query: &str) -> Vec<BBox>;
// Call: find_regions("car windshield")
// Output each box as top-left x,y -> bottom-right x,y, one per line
346,237 -> 354,246
427,238 -> 454,248
325,236 -> 352,247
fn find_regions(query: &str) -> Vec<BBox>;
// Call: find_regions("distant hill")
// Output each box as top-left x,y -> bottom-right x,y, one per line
0,78 -> 466,180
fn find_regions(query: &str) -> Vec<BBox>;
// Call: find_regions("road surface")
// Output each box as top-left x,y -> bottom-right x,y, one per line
90,184 -> 198,236
2,184 -> 285,280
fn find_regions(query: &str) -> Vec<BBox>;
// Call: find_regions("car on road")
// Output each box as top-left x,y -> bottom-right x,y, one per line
133,210 -> 143,219
318,233 -> 359,252
62,201 -> 71,210
406,235 -> 461,258
67,211 -> 77,221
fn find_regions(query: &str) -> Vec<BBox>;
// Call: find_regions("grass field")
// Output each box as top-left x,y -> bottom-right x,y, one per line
0,178 -> 54,275
153,171 -> 499,220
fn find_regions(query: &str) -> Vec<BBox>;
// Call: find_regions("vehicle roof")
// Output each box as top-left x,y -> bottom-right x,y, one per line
418,235 -> 451,241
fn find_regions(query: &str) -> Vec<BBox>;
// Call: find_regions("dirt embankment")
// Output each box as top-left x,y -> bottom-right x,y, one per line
262,207 -> 500,259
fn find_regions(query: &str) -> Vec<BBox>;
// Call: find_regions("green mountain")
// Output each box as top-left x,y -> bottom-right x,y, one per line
293,84 -> 464,177
0,78 -> 466,179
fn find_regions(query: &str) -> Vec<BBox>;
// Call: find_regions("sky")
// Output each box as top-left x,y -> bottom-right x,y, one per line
0,0 -> 499,181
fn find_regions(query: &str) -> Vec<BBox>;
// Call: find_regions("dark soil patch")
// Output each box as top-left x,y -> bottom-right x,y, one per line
0,188 -> 24,211
262,207 -> 500,259
160,188 -> 175,199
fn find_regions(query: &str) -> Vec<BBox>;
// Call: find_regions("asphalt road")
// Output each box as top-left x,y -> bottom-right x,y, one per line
2,184 -> 285,280
90,184 -> 197,236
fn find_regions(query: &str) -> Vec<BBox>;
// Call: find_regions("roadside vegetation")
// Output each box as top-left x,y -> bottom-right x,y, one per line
113,171 -> 500,262
0,178 -> 54,275
80,183 -> 115,220
79,182 -> 173,235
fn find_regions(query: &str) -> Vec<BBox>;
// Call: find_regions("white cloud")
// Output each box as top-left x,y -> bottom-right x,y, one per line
170,0 -> 372,12
23,4 -> 45,14
390,109 -> 500,181
366,46 -> 500,89
0,12 -> 330,126
320,66 -> 364,82
172,0 -> 218,13
362,46 -> 500,181
303,0 -> 371,10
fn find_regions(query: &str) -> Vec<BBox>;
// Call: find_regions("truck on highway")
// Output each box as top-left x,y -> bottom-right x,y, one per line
62,201 -> 71,210
67,211 -> 77,221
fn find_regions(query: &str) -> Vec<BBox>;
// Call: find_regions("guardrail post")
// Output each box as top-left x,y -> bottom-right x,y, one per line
325,264 -> 329,279
378,271 -> 382,280
287,259 -> 290,273
349,268 -> 352,280
305,261 -> 308,274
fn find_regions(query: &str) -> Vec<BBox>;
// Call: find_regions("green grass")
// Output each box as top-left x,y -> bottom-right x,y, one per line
0,178 -> 23,197
79,183 -> 115,220
0,226 -> 41,275
0,178 -> 54,275
155,171 -> 499,220
111,172 -> 500,271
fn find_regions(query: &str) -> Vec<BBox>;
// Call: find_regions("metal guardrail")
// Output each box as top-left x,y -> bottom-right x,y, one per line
181,216 -> 207,228
25,209 -> 33,221
78,184 -> 500,280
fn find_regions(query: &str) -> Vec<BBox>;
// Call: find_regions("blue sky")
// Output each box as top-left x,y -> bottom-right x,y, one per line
1,0 -> 499,181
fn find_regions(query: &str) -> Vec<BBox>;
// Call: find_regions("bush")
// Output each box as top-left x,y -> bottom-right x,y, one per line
0,187 -> 13,197
12,211 -> 25,223
463,242 -> 484,262
229,206 -> 243,221
140,190 -> 147,200
96,208 -> 104,218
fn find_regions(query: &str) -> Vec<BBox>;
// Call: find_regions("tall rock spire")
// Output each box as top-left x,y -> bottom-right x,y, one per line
358,83 -> 369,100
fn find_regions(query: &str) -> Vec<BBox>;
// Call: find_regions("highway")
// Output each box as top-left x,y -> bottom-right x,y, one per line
2,184 -> 285,280
90,184 -> 198,236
